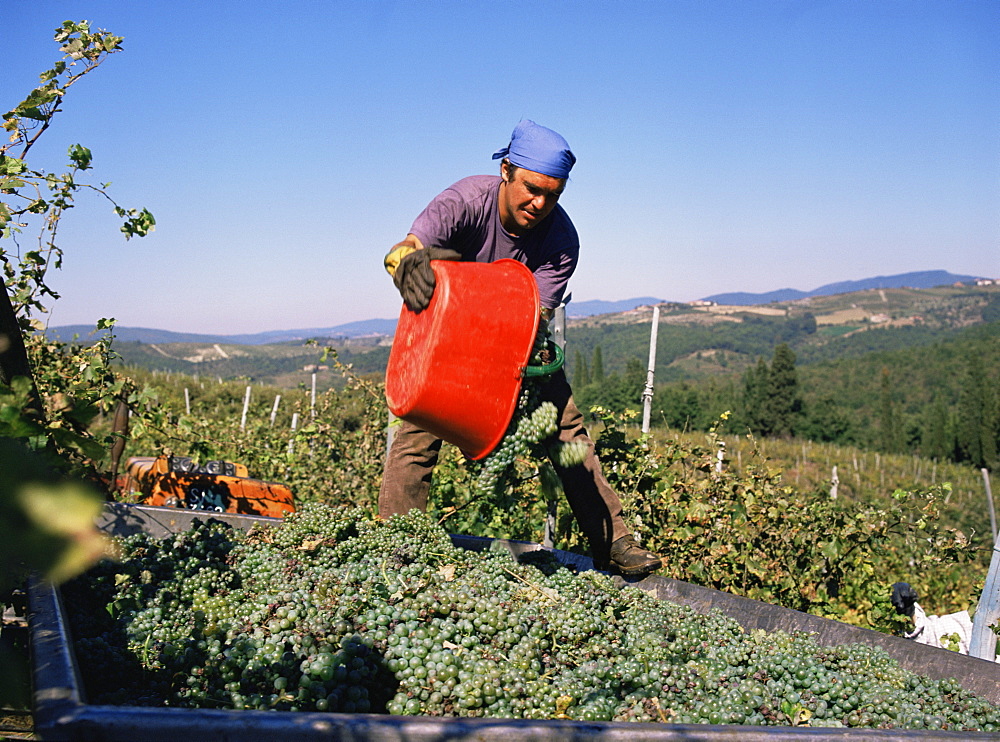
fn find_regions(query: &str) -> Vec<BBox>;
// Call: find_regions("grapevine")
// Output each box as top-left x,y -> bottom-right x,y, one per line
62,503 -> 1000,731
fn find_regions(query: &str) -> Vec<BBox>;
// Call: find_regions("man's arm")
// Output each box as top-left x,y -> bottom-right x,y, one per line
384,234 -> 461,313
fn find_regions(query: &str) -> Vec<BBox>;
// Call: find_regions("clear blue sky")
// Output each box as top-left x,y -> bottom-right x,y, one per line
4,0 -> 997,335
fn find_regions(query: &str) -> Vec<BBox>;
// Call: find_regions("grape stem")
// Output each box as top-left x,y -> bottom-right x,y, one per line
500,565 -> 564,604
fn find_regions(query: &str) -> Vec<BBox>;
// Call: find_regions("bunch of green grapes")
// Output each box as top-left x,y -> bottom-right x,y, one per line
62,503 -> 1000,732
471,376 -> 589,500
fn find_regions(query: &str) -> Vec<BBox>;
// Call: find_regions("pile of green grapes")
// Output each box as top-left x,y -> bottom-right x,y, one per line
64,503 -> 1000,731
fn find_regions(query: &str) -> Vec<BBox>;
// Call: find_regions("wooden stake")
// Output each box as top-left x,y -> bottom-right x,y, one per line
270,394 -> 281,427
288,412 -> 299,454
985,468 -> 996,543
970,471 -> 1000,662
641,306 -> 660,434
240,386 -> 251,430
545,305 -> 567,548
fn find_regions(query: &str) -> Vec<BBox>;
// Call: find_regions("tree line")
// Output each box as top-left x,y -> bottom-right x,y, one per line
572,322 -> 1000,471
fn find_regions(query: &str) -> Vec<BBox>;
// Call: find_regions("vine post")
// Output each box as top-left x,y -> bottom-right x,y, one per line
240,386 -> 251,430
543,304 -> 567,548
984,467 -> 996,542
641,305 -> 659,434
269,394 -> 281,426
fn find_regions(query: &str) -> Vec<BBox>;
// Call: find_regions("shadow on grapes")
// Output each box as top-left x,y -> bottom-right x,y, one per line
60,518 -> 402,712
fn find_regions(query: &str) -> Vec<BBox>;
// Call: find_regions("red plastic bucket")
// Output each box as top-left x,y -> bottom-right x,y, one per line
385,259 -> 539,460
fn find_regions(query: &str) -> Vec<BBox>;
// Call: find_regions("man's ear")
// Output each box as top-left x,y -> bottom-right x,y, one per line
500,160 -> 510,182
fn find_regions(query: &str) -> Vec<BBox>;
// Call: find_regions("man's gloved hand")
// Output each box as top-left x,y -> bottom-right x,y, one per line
392,247 -> 461,313
891,582 -> 918,617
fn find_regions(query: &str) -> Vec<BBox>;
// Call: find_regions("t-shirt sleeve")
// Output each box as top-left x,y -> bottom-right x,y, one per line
534,251 -> 577,309
533,214 -> 579,309
408,186 -> 472,252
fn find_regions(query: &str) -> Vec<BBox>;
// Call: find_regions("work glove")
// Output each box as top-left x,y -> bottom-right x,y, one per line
391,247 -> 461,313
890,582 -> 918,617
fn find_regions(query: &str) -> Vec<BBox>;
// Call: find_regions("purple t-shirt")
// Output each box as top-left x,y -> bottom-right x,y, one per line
408,175 -> 579,309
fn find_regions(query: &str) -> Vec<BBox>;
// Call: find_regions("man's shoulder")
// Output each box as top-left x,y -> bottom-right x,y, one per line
441,174 -> 501,200
547,204 -> 579,245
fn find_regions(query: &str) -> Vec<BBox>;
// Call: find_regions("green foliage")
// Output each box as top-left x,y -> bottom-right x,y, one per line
984,294 -> 1000,323
1,21 -> 155,602
109,338 -> 391,388
794,394 -> 857,445
575,357 -> 646,414
86,289 -> 1000,470
116,352 -> 388,516
25,322 -> 154,468
588,410 -> 980,628
3,21 -> 154,332
740,356 -> 770,434
572,349 -> 589,388
553,289 -> 1000,467
428,443 -> 555,544
878,367 -> 905,454
737,344 -> 802,438
591,345 -> 605,382
0,437 -> 107,593
564,309 -> 820,383
651,320 -> 1000,464
764,343 -> 801,437
955,354 -> 998,469
0,318 -> 145,600
654,381 -> 709,432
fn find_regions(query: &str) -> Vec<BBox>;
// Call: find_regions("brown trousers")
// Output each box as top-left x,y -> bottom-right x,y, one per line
378,369 -> 630,560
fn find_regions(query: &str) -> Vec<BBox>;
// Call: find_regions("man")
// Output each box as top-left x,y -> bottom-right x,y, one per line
381,120 -> 662,576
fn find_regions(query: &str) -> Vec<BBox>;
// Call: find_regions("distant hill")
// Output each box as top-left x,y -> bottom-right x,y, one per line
53,280 -> 998,388
702,270 -> 985,306
559,271 -> 986,315
566,297 -> 664,318
46,319 -> 400,346
47,270 -> 991,345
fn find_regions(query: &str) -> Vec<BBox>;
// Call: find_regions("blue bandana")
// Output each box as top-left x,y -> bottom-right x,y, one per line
492,120 -> 576,179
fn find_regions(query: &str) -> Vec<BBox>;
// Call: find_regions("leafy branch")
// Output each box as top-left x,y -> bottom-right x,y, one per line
3,21 -> 122,160
2,21 -> 155,330
1,21 -> 155,596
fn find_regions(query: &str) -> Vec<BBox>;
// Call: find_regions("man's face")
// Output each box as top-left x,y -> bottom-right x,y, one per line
499,161 -> 566,236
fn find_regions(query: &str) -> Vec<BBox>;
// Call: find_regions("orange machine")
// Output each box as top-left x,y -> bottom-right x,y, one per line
117,455 -> 295,518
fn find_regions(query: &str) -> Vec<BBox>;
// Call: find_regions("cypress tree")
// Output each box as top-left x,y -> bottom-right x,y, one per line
921,396 -> 951,461
591,346 -> 605,383
956,354 -> 998,469
625,357 -> 646,405
878,367 -> 904,454
573,350 -> 590,388
764,343 -> 801,438
742,356 -> 770,435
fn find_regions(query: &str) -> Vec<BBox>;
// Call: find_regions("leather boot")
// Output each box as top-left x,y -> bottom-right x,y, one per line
600,535 -> 662,576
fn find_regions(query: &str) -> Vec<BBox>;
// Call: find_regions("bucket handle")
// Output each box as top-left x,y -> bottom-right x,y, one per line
524,341 -> 565,377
